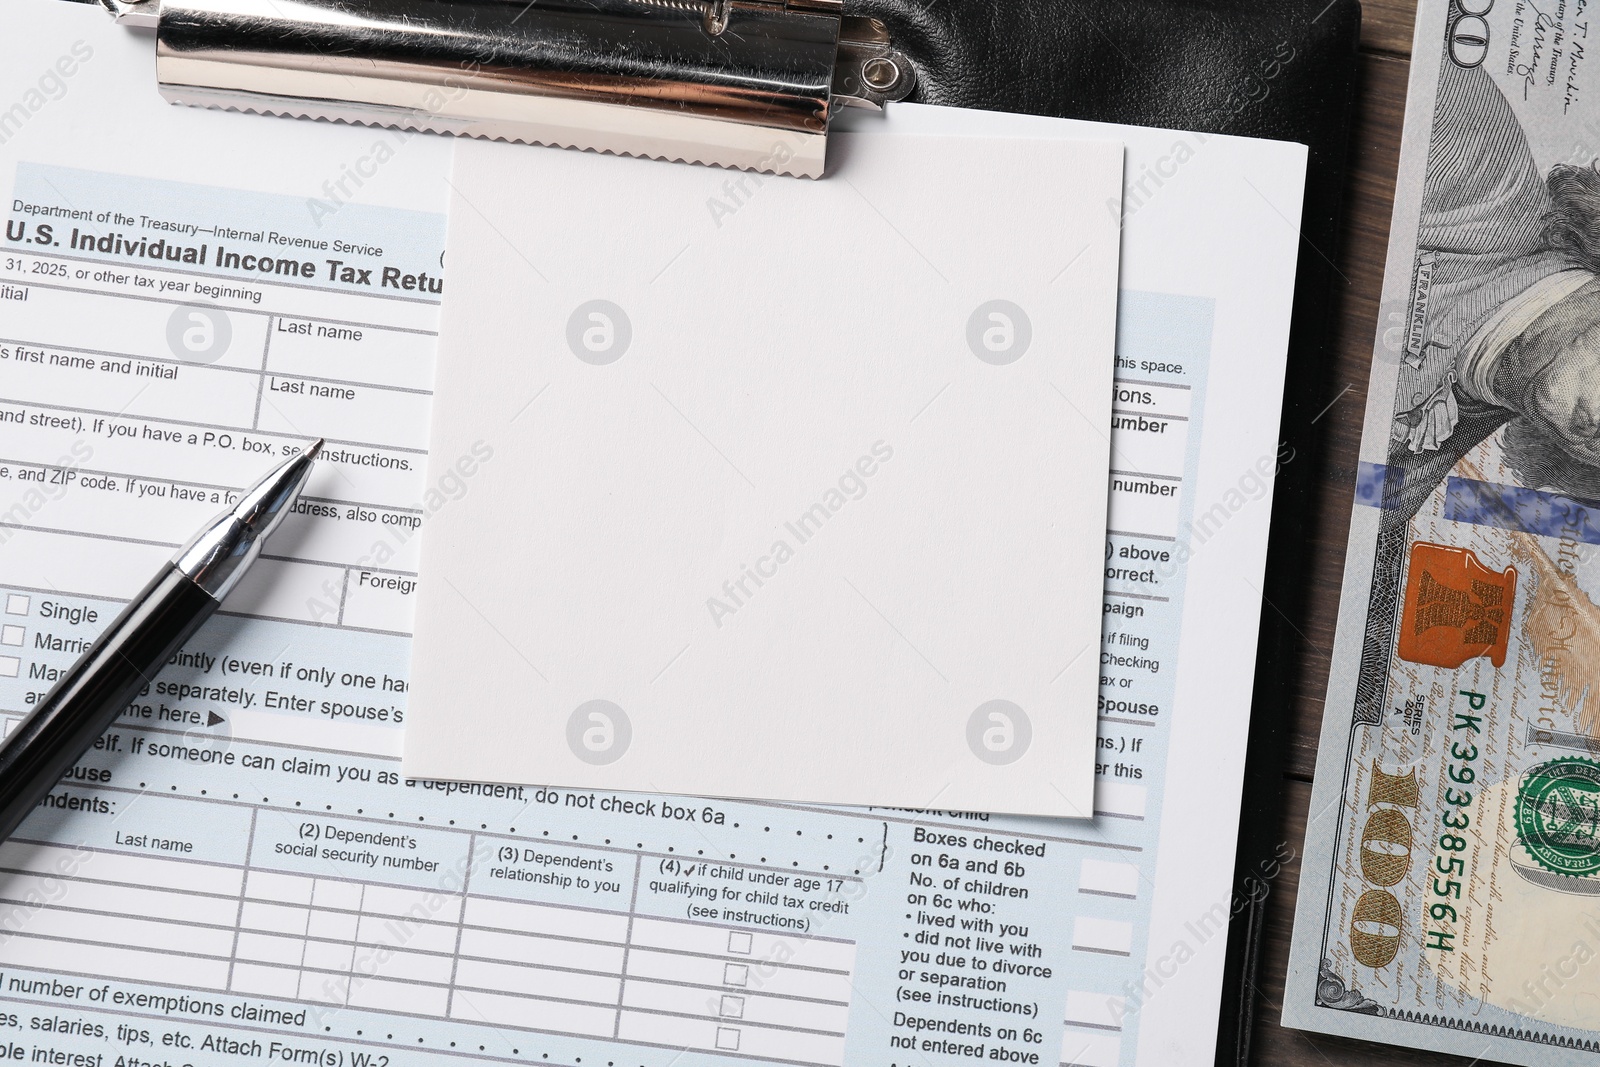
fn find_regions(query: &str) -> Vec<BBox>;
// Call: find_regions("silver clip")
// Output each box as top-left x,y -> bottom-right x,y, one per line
101,0 -> 915,178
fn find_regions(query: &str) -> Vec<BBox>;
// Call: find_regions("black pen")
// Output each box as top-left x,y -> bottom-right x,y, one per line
0,439 -> 323,844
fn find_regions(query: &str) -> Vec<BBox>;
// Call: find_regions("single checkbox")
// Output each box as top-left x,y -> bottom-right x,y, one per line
0,656 -> 19,678
714,1028 -> 740,1052
0,625 -> 21,646
726,931 -> 752,954
4,594 -> 28,616
719,995 -> 745,1019
723,963 -> 748,986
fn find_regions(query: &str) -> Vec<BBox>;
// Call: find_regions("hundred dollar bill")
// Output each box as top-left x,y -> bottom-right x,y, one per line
1285,0 -> 1600,1061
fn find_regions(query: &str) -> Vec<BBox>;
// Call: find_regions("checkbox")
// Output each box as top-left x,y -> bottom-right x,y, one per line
0,625 -> 21,646
5,594 -> 27,616
714,1028 -> 740,1052
0,656 -> 18,678
726,931 -> 752,955
719,995 -> 745,1019
723,963 -> 748,986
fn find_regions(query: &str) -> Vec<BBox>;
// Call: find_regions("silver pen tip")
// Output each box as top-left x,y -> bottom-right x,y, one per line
173,441 -> 325,600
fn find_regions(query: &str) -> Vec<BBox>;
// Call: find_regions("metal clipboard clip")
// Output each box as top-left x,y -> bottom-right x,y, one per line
99,0 -> 916,178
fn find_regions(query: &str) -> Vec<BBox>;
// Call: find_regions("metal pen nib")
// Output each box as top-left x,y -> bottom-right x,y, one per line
174,439 -> 324,600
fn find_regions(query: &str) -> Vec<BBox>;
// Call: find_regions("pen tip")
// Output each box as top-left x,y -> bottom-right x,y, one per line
305,438 -> 324,460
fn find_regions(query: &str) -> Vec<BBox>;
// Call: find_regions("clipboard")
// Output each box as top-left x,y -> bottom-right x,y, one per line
70,0 -> 1362,1060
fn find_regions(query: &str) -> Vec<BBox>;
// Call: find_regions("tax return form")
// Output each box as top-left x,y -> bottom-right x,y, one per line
0,2 -> 1305,1066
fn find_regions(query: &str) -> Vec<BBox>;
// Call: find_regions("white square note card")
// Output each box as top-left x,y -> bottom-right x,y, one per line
405,132 -> 1123,818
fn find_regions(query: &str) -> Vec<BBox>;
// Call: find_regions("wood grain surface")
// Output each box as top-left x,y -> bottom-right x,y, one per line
1251,1 -> 1509,1063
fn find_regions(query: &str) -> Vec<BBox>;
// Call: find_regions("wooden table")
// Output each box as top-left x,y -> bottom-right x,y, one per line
1250,1 -> 1501,1063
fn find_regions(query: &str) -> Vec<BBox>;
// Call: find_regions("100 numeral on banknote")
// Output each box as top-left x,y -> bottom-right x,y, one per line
1287,0 -> 1600,1062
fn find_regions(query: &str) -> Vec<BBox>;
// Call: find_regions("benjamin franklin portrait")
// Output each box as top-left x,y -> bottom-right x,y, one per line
1383,55 -> 1600,519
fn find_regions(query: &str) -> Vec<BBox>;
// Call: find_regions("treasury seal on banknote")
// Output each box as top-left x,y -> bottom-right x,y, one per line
1514,757 -> 1600,879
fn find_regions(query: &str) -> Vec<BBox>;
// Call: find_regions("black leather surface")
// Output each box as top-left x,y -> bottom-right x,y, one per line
841,3 -> 1364,1065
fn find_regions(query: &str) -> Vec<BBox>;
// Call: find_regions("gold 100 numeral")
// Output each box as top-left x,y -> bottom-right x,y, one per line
1350,762 -> 1418,968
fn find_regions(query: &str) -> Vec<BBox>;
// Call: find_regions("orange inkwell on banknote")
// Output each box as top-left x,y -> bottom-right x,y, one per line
1396,542 -> 1515,668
